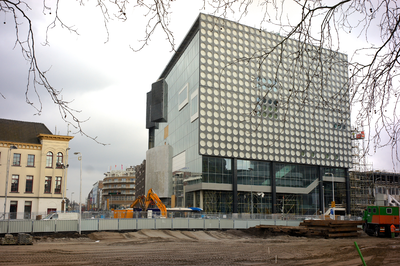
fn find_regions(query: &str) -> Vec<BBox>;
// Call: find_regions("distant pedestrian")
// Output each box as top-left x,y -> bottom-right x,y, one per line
390,224 -> 396,238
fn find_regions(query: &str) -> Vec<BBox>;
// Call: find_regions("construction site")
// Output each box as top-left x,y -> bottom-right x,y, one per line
1,228 -> 400,265
349,128 -> 400,217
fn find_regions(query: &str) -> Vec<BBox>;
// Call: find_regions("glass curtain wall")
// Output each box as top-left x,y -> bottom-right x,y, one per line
202,157 -> 232,184
188,156 -> 347,215
276,186 -> 320,215
203,191 -> 233,213
238,192 -> 272,214
237,159 -> 271,185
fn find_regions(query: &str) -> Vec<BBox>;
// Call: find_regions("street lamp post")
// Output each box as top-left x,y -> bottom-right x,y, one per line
251,178 -> 253,219
74,152 -> 82,234
71,192 -> 74,211
3,145 -> 17,220
63,148 -> 70,212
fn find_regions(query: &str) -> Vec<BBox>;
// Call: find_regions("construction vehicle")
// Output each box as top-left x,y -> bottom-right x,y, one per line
362,206 -> 400,237
113,189 -> 167,218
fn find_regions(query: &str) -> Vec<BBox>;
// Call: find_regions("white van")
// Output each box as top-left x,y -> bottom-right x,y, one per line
43,212 -> 79,220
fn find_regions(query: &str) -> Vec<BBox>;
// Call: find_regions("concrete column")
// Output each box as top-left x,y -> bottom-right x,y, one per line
232,158 -> 238,213
200,190 -> 203,210
271,162 -> 276,213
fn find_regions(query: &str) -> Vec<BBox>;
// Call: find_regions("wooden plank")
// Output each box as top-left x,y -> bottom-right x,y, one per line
327,232 -> 358,238
301,220 -> 362,227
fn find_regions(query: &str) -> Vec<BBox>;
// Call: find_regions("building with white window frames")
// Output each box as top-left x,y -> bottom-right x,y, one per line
102,167 -> 136,210
145,14 -> 352,215
0,119 -> 73,219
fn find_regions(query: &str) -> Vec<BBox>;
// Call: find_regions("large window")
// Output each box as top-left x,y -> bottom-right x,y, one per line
178,83 -> 189,110
11,175 -> 19,192
44,176 -> 52,193
56,152 -> 63,168
12,153 -> 21,166
25,176 -> 33,193
275,164 -> 318,188
46,152 -> 53,168
237,160 -> 271,186
55,176 -> 62,194
27,154 -> 35,167
202,156 -> 232,184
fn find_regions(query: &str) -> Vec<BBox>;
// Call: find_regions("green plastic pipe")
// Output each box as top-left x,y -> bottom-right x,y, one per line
354,241 -> 367,266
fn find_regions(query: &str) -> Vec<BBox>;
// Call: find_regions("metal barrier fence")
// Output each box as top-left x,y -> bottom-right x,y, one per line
0,217 -> 301,234
0,212 -> 361,234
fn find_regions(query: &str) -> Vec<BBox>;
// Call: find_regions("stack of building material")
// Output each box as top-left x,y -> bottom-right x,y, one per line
299,220 -> 362,238
0,233 -> 33,245
255,220 -> 362,238
17,233 -> 33,245
1,234 -> 18,245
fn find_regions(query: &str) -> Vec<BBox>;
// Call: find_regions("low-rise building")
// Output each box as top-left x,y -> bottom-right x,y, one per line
102,167 -> 136,209
0,119 -> 73,218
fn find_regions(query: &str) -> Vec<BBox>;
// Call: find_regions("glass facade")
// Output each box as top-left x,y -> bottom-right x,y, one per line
203,191 -> 233,213
182,155 -> 347,215
149,14 -> 350,215
237,159 -> 270,185
153,31 -> 202,175
202,156 -> 232,184
275,164 -> 317,188
238,192 -> 272,214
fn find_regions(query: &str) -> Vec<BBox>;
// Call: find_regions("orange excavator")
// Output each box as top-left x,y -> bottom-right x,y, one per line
113,189 -> 167,218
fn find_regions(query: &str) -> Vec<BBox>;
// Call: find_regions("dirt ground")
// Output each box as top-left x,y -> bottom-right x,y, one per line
1,229 -> 400,265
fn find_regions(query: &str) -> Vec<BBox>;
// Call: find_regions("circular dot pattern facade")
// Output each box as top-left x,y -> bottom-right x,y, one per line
198,14 -> 352,168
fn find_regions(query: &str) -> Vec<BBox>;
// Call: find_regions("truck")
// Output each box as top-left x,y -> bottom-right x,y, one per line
362,206 -> 400,237
43,212 -> 79,220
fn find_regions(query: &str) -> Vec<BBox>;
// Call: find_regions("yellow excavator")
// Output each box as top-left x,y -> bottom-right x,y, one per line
113,189 -> 167,218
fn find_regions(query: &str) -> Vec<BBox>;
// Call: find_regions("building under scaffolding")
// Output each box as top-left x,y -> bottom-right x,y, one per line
349,171 -> 375,216
349,129 -> 375,216
349,128 -> 400,216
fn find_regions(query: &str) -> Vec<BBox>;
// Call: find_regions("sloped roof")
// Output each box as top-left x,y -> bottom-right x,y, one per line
0,118 -> 53,144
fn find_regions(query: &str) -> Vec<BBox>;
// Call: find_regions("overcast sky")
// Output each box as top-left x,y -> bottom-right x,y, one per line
1,1 -> 398,203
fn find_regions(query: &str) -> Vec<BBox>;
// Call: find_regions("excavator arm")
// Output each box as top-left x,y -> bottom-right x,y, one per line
144,189 -> 167,218
130,195 -> 145,209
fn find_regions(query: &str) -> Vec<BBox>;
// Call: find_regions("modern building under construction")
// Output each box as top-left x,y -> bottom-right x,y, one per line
350,170 -> 400,216
349,128 -> 400,216
145,14 -> 352,215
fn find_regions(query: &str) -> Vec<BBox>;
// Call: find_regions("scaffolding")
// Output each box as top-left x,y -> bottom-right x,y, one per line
349,128 -> 375,216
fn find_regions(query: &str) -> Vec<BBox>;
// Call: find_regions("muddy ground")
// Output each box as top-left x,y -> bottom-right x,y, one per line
0,229 -> 399,265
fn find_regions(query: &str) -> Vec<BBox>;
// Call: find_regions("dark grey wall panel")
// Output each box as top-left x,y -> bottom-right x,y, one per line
146,92 -> 158,129
151,79 -> 168,123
